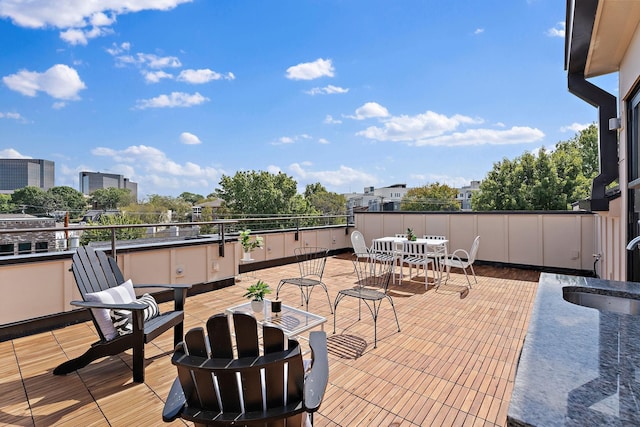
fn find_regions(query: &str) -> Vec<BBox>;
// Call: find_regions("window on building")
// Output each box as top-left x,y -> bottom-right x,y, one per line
18,242 -> 32,254
35,242 -> 48,253
0,243 -> 14,256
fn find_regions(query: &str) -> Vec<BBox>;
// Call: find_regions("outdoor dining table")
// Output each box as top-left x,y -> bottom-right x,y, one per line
372,236 -> 449,284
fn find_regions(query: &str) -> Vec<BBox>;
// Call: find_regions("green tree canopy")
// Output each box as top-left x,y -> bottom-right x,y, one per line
214,171 -> 312,216
304,183 -> 346,216
124,194 -> 192,223
10,186 -> 50,215
0,194 -> 13,213
47,186 -> 87,217
400,183 -> 460,211
90,187 -> 133,210
178,191 -> 204,205
472,124 -> 599,211
79,214 -> 146,245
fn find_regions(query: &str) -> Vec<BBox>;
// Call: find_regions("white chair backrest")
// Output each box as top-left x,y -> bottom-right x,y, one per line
395,233 -> 408,238
372,239 -> 395,255
469,236 -> 480,262
351,231 -> 369,254
402,240 -> 427,258
423,235 -> 446,240
428,242 -> 448,258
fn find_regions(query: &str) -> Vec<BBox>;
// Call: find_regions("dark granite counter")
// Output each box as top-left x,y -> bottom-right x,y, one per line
508,273 -> 640,426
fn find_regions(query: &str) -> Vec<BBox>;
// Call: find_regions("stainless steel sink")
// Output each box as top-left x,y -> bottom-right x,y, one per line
563,287 -> 640,315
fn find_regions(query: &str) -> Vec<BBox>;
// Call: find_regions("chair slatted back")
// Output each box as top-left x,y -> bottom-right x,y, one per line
371,239 -> 395,256
71,246 -> 125,297
402,240 -> 428,259
172,313 -> 305,426
295,247 -> 328,280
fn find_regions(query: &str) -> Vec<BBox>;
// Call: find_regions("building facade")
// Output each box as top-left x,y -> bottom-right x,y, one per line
565,0 -> 640,281
0,159 -> 54,193
79,171 -> 138,201
456,180 -> 481,211
0,214 -> 57,255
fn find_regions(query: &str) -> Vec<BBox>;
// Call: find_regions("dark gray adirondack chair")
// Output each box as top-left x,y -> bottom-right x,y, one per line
163,312 -> 329,426
53,246 -> 191,383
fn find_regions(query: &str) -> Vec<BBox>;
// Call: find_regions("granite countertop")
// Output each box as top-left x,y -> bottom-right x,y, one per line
507,272 -> 640,426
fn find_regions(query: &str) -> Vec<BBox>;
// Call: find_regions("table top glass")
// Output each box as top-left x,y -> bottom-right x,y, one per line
226,300 -> 326,337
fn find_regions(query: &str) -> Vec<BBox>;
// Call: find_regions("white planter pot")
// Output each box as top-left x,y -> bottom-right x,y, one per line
251,300 -> 264,313
242,251 -> 253,261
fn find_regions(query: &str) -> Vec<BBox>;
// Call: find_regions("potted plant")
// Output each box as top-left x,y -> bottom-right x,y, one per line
407,228 -> 417,241
243,280 -> 272,312
239,229 -> 264,261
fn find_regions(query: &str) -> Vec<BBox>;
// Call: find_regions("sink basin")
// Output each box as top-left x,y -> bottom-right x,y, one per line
563,287 -> 640,315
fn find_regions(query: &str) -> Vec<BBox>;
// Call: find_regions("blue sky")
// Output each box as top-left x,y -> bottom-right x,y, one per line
0,0 -> 615,199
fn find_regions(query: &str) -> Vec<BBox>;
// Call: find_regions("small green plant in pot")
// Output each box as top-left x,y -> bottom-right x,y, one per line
239,229 -> 264,260
407,228 -> 417,241
243,280 -> 271,312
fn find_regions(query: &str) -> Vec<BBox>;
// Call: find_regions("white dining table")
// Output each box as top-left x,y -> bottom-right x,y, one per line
372,236 -> 449,284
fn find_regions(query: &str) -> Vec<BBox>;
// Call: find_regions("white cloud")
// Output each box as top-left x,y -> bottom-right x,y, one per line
134,92 -> 209,109
180,132 -> 201,145
0,148 -> 30,158
143,70 -> 173,83
560,122 -> 590,133
52,101 -> 67,109
90,144 -> 222,195
267,165 -> 282,174
3,64 -> 86,100
474,28 -> 484,35
356,110 -> 481,141
318,138 -> 330,144
0,112 -> 25,121
177,69 -> 235,83
413,126 -> 545,147
286,58 -> 334,80
271,134 -> 312,146
546,22 -> 565,38
409,173 -> 474,189
0,0 -> 192,44
324,115 -> 342,124
289,163 -> 378,188
305,85 -> 349,95
348,102 -> 390,120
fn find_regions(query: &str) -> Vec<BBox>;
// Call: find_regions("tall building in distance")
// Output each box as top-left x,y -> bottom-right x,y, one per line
0,158 -> 55,193
79,171 -> 138,202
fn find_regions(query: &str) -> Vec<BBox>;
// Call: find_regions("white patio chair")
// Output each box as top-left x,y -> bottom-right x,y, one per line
350,230 -> 370,259
441,236 -> 480,288
371,238 -> 400,283
400,240 -> 435,288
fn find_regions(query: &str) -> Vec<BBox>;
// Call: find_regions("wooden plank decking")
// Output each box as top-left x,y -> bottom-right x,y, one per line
0,254 -> 540,426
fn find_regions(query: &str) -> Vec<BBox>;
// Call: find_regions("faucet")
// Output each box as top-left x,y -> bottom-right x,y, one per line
626,235 -> 640,250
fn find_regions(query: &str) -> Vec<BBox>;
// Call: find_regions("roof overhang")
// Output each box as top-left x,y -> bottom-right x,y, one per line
566,0 -> 640,78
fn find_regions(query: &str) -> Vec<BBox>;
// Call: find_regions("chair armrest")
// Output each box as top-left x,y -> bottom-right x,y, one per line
133,284 -> 190,311
133,284 -> 192,290
304,331 -> 329,412
70,300 -> 149,311
162,377 -> 187,422
449,249 -> 470,261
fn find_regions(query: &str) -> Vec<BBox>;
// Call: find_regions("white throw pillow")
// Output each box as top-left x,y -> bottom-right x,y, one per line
85,279 -> 136,341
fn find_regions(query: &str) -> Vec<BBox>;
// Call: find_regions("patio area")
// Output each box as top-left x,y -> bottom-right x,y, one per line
1,253 -> 540,426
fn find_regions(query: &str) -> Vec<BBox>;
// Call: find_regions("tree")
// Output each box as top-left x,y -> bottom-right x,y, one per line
473,124 -> 600,211
178,191 -> 204,205
0,194 -> 13,213
400,183 -> 460,211
90,187 -> 133,210
124,194 -> 192,223
47,186 -> 87,217
304,183 -> 347,216
80,214 -> 146,245
10,186 -> 50,215
214,171 -> 312,216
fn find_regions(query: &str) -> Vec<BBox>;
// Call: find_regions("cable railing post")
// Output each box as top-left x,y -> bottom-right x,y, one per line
219,223 -> 225,257
295,217 -> 300,241
111,227 -> 117,257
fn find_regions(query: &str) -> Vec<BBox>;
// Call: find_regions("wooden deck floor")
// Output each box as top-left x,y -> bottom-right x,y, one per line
1,255 -> 540,426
